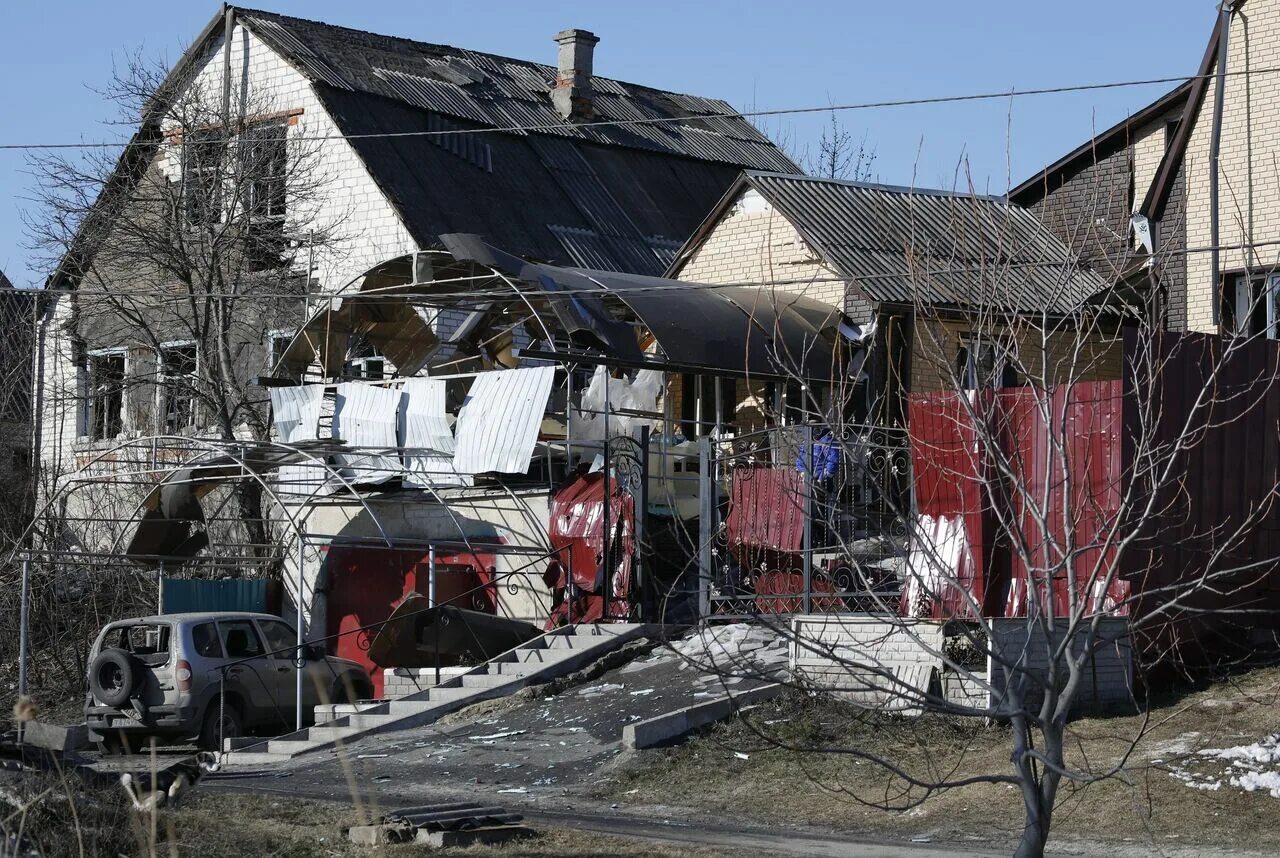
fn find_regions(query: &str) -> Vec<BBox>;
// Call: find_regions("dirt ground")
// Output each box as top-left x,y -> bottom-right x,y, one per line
602,665 -> 1280,855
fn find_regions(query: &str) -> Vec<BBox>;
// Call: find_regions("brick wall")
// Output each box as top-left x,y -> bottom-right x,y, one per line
1027,145 -> 1134,279
675,189 -> 872,320
789,615 -> 945,712
909,316 -> 1124,392
1179,2 -> 1280,332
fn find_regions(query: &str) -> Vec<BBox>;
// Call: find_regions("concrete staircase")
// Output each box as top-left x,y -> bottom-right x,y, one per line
223,623 -> 653,766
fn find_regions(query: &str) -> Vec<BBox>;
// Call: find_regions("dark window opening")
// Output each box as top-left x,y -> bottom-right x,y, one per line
1221,273 -> 1280,339
191,622 -> 223,658
160,344 -> 198,433
242,123 -> 288,271
344,337 -> 387,381
182,130 -> 226,227
680,374 -> 737,437
957,335 -> 1018,390
87,352 -> 125,440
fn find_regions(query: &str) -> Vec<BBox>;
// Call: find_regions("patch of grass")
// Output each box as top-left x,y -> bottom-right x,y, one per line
603,666 -> 1280,853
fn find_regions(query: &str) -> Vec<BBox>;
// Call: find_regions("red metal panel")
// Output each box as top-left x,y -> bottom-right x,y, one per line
546,473 -> 634,627
725,465 -> 805,554
905,390 -> 990,620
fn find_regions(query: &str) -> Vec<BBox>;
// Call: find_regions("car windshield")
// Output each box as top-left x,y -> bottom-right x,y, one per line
102,623 -> 171,667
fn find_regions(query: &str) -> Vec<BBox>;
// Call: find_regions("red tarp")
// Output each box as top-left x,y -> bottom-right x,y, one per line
907,382 -> 1128,620
545,472 -> 634,627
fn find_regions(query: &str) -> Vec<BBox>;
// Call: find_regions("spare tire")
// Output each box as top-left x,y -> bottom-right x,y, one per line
89,648 -> 142,708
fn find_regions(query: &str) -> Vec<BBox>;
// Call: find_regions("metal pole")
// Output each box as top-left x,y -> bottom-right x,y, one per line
565,366 -> 575,478
157,560 -> 165,614
698,436 -> 713,619
18,554 -> 30,698
1209,2 -> 1234,327
802,425 -> 813,615
601,375 -> 611,620
637,425 -> 650,622
295,529 -> 304,731
429,545 -> 439,686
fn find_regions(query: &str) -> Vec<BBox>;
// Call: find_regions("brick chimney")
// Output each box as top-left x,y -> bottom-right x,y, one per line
550,28 -> 600,121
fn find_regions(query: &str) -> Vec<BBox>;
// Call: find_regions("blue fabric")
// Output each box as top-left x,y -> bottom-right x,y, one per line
796,431 -> 840,480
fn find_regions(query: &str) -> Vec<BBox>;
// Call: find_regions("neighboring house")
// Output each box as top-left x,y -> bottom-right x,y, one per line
1015,0 -> 1280,339
35,6 -> 798,538
665,171 -> 1117,429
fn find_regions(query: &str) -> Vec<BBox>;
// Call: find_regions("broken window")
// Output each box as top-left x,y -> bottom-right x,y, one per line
343,340 -> 386,381
265,329 -> 297,379
86,351 -> 125,440
1221,273 -> 1280,339
160,343 -> 198,433
241,122 -> 288,270
181,129 -> 226,227
102,623 -> 171,668
956,334 -> 1018,390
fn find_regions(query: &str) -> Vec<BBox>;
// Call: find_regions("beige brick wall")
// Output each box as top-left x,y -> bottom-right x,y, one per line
909,317 -> 1124,392
675,189 -> 872,320
1180,1 -> 1280,332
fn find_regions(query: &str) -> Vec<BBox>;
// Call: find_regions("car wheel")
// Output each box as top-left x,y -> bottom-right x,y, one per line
198,701 -> 243,752
89,649 -> 142,708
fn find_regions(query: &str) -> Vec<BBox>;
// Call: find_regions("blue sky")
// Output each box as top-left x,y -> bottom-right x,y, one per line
0,1 -> 1215,288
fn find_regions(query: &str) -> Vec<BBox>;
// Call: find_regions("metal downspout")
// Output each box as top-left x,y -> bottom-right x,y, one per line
1210,2 -> 1236,327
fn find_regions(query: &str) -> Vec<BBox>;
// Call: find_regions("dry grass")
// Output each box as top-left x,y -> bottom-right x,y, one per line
603,665 -> 1280,853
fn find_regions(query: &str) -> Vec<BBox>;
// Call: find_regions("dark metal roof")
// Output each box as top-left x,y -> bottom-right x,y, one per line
673,172 -> 1110,314
234,8 -> 797,173
224,8 -> 799,275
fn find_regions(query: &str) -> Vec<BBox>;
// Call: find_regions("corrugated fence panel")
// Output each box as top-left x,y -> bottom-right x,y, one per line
161,578 -> 274,615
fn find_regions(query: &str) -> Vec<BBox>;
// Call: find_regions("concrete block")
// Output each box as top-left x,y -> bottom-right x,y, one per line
622,683 -> 782,750
22,721 -> 90,753
348,823 -> 413,846
415,825 -> 534,848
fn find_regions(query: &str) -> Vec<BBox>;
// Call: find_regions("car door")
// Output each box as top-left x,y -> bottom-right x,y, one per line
255,618 -> 333,715
214,618 -> 282,727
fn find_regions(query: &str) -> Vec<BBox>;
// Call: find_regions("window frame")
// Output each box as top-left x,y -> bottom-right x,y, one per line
84,347 -> 127,441
157,340 -> 199,434
1221,272 -> 1280,339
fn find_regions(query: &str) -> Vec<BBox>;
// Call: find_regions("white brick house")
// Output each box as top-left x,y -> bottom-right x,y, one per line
34,6 -> 798,541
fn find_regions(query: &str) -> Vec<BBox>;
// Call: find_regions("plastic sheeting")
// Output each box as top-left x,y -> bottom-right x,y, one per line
271,385 -> 324,496
398,377 -> 468,488
332,383 -> 402,485
573,366 -> 663,442
454,366 -> 555,474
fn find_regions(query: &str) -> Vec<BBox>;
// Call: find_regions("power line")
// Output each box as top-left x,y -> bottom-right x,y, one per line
0,65 -> 1270,153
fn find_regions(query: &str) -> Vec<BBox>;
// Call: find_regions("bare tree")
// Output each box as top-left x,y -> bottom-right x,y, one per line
804,110 -> 876,181
25,53 -> 345,560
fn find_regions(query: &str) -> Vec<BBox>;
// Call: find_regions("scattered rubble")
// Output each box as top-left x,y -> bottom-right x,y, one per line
349,801 -> 533,847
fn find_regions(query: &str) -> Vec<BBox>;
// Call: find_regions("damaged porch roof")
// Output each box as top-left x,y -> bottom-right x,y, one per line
278,234 -> 859,383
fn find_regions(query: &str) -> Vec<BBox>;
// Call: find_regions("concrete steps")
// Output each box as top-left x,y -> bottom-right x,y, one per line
221,623 -> 654,767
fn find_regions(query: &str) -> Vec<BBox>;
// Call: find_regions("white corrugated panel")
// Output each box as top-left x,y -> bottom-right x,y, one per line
332,383 -> 402,485
270,385 -> 324,497
398,377 -> 469,488
453,366 -> 555,474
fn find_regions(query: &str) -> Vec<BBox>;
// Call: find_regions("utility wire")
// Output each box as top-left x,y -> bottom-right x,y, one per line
0,66 -> 1270,153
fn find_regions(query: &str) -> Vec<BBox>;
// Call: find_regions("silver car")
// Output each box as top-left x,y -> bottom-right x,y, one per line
85,611 -> 372,752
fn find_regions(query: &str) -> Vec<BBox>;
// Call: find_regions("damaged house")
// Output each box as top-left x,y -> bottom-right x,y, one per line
32,5 -> 803,691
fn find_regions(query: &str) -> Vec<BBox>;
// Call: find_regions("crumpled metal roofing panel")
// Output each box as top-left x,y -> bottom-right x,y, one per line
745,173 -> 1109,312
453,366 -> 556,474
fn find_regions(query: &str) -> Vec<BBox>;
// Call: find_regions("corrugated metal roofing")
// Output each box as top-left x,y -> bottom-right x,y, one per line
224,7 -> 800,275
739,173 -> 1110,313
236,8 -> 796,173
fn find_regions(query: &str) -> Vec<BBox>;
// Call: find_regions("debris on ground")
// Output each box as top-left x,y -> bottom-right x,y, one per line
348,801 -> 533,847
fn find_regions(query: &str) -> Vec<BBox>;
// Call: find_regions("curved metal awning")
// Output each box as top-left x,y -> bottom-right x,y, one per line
276,234 -> 859,382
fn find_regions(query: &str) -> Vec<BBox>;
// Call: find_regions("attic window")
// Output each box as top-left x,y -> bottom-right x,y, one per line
242,121 -> 289,270
181,129 -> 226,227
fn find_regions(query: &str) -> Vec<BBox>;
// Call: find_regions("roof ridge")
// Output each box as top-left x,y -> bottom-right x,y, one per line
745,170 -> 1010,203
232,6 -> 737,108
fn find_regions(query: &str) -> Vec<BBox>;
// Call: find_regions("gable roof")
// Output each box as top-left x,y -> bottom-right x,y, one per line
56,6 -> 800,286
234,7 -> 796,173
670,171 -> 1110,314
0,270 -> 11,291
